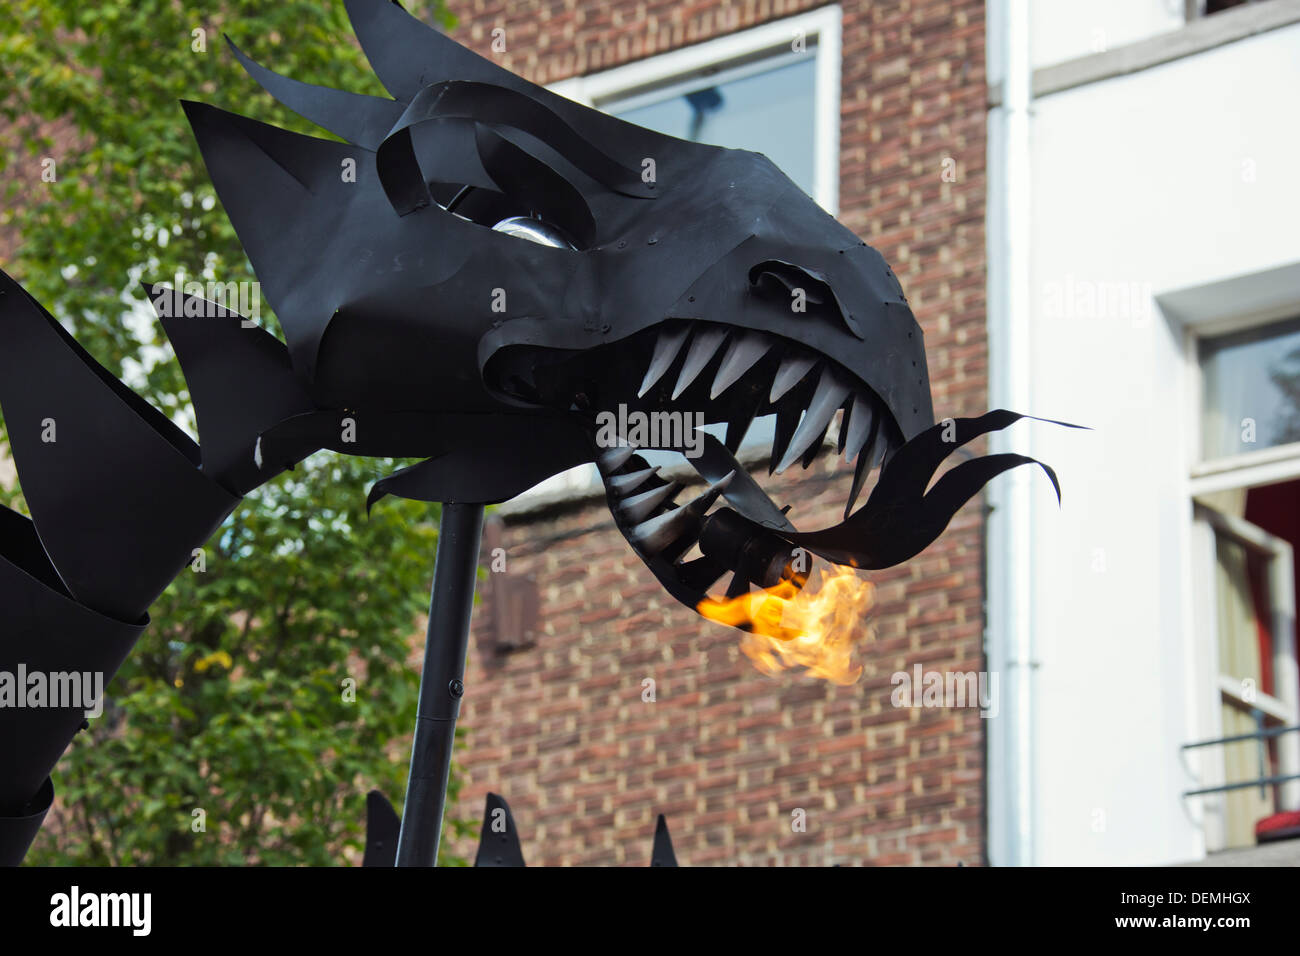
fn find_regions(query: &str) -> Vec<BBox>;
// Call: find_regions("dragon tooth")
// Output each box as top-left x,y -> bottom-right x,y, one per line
629,506 -> 694,555
672,325 -> 728,400
725,405 -> 757,453
844,392 -> 877,464
768,400 -> 801,476
629,472 -> 733,555
710,331 -> 771,399
607,465 -> 660,495
618,481 -> 680,523
844,452 -> 871,519
865,419 -> 892,470
774,368 -> 851,474
800,427 -> 827,469
637,326 -> 690,398
688,470 -> 734,513
769,354 -> 816,402
597,444 -> 637,473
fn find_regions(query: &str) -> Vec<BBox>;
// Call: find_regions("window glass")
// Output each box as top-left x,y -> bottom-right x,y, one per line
608,55 -> 817,198
1200,316 -> 1300,460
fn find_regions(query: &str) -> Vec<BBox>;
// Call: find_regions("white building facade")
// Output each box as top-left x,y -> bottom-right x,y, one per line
987,0 -> 1300,865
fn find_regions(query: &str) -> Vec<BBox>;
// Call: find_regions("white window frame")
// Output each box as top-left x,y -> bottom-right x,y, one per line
1192,504 -> 1300,851
549,5 -> 842,214
1160,261 -> 1300,496
1162,263 -> 1300,850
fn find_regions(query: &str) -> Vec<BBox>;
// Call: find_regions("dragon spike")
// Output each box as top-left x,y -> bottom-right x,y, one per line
769,353 -> 817,403
145,283 -> 316,496
628,472 -> 734,554
607,465 -> 660,495
775,367 -> 852,474
597,443 -> 637,473
0,270 -> 237,622
710,331 -> 771,399
650,815 -> 679,867
638,326 -> 691,398
360,790 -> 401,867
672,325 -> 728,400
618,481 -> 681,524
473,793 -> 527,867
224,35 -> 403,150
844,391 -> 877,464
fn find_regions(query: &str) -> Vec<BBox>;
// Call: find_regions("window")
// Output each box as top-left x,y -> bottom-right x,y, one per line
1186,306 -> 1300,852
606,52 -> 818,200
551,6 -> 841,214
1189,0 -> 1272,19
1191,503 -> 1300,849
1199,315 -> 1300,460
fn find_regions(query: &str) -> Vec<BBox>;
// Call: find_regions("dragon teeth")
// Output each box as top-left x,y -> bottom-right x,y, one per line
638,326 -> 690,398
672,326 -> 728,400
768,400 -> 801,476
864,419 -> 891,470
844,452 -> 871,519
688,469 -> 734,513
843,416 -> 893,517
710,331 -> 771,399
618,481 -> 680,523
607,465 -> 660,495
769,354 -> 816,403
597,444 -> 637,473
843,392 -> 877,464
774,368 -> 851,474
628,472 -> 733,554
725,403 -> 758,453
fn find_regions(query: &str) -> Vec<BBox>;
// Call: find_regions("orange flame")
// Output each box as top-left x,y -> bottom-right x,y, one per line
697,565 -> 874,685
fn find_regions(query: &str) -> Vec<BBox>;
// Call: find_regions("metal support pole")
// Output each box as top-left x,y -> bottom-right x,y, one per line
395,501 -> 485,867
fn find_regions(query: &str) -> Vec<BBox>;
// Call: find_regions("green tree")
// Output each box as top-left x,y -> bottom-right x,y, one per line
0,0 -> 472,864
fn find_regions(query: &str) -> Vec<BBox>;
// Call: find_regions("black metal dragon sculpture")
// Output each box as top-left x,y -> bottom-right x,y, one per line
0,0 -> 1071,864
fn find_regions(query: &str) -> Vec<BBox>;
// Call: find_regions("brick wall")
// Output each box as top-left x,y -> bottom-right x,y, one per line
441,0 -> 989,865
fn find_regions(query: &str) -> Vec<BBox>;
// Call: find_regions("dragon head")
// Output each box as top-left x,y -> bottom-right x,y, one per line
177,0 -> 1066,616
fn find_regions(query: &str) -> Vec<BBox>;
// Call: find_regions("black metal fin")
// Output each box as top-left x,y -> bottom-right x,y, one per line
650,814 -> 679,866
474,792 -> 526,867
0,270 -> 236,622
180,100 -> 363,380
361,790 -> 401,867
143,283 -> 317,496
342,0 -> 709,169
225,35 -> 404,150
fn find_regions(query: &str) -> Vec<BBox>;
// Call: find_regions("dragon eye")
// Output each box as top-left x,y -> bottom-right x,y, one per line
490,215 -> 576,250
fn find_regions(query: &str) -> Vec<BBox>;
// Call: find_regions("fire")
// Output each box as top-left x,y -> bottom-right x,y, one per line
697,565 -> 874,685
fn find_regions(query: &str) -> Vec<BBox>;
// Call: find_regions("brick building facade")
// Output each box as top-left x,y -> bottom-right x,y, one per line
439,0 -> 991,865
